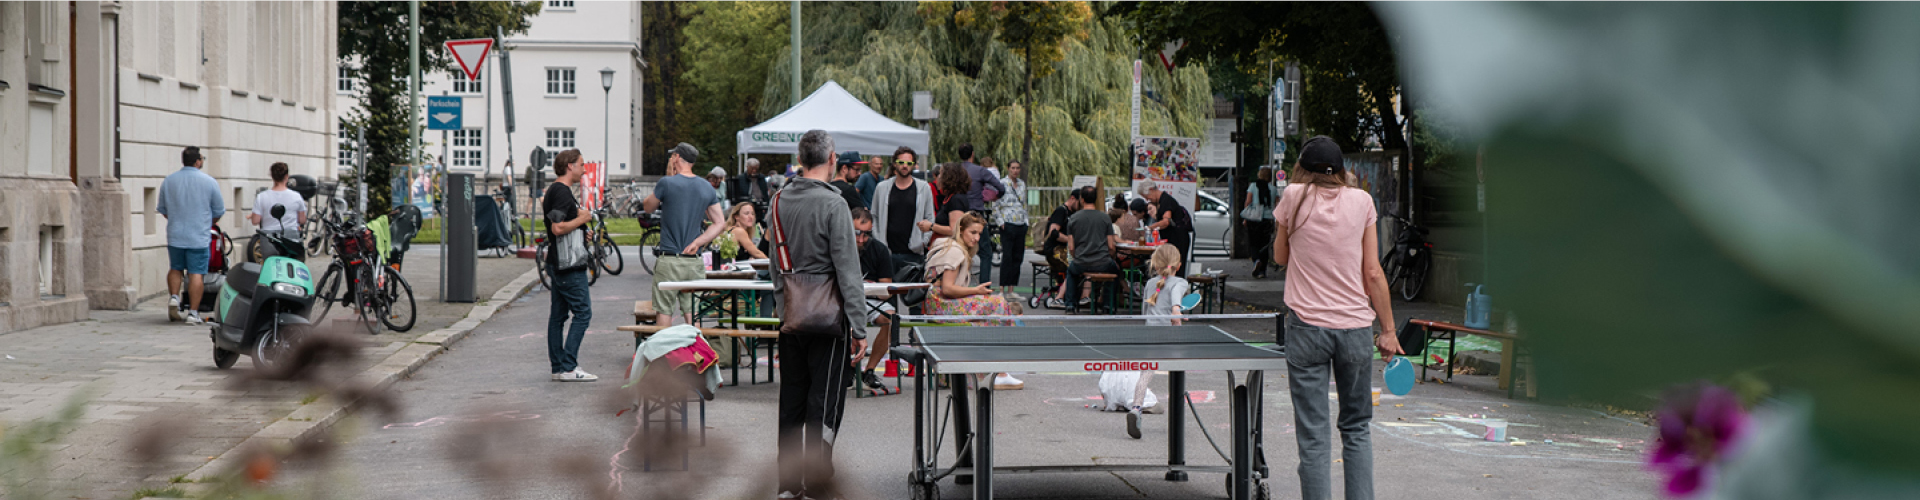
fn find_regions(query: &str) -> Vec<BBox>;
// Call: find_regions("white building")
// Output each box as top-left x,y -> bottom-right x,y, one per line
336,0 -> 643,186
0,1 -> 338,333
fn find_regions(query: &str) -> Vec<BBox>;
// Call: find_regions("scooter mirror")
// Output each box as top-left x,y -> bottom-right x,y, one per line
271,204 -> 287,220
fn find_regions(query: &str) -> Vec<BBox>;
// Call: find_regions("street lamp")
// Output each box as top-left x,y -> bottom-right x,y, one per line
600,67 -> 615,179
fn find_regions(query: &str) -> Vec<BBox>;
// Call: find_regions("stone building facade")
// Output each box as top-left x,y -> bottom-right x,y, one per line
0,1 -> 338,333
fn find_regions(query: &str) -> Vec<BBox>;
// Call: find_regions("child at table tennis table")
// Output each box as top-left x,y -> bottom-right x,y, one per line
1111,244 -> 1190,439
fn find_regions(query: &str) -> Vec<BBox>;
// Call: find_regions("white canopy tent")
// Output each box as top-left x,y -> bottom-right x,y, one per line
736,81 -> 930,159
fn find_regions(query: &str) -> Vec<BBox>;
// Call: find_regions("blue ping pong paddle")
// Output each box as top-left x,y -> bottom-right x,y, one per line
1384,357 -> 1415,396
1179,293 -> 1201,311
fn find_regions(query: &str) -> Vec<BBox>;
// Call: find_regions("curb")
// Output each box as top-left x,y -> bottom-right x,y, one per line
178,267 -> 543,487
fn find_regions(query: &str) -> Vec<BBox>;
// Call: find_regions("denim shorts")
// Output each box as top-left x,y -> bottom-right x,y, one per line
168,246 -> 211,275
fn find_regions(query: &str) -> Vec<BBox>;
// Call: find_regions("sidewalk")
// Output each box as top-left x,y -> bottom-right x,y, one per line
0,248 -> 535,499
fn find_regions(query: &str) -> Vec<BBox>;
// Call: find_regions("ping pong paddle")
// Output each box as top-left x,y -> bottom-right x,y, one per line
1383,356 -> 1415,396
1179,293 -> 1201,311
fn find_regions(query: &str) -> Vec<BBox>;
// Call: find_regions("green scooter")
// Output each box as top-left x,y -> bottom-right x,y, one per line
211,205 -> 317,370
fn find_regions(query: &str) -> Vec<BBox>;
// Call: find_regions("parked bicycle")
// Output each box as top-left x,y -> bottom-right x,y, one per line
534,218 -> 604,290
634,211 -> 662,275
1380,213 -> 1432,301
310,208 -> 418,334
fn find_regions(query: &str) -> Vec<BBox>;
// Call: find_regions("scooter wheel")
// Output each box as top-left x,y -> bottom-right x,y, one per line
213,347 -> 239,369
1028,296 -> 1042,309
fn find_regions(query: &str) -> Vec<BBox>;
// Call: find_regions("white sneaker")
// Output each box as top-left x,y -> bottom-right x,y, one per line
555,369 -> 598,382
1126,407 -> 1144,439
184,313 -> 204,326
169,294 -> 181,309
992,374 -> 1024,390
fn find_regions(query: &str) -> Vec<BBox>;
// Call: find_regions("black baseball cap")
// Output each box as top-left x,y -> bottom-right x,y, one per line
1299,135 -> 1344,174
667,142 -> 699,164
837,151 -> 867,166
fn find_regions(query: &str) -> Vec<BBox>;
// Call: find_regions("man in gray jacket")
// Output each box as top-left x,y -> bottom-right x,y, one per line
869,146 -> 934,269
770,129 -> 868,500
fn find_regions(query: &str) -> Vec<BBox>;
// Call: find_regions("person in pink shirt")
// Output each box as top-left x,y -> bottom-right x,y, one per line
1271,136 -> 1404,500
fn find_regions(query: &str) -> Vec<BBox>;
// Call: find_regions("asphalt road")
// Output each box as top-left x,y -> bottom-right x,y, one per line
284,258 -> 1661,500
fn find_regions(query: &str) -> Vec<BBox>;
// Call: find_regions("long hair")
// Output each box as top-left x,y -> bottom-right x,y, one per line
935,161 -> 970,200
723,202 -> 758,233
1145,244 -> 1184,306
954,212 -> 988,254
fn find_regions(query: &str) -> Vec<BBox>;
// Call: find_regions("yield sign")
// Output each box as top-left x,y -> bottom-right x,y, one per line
445,38 -> 494,81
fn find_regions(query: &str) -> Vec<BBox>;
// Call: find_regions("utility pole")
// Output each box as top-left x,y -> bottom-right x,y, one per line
790,1 -> 801,105
409,1 -> 421,170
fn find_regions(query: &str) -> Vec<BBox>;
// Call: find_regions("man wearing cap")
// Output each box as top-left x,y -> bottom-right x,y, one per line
157,146 -> 225,324
644,143 -> 728,328
1140,179 -> 1196,277
831,152 -> 869,210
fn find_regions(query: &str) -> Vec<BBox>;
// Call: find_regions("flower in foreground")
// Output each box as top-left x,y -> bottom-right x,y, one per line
1648,383 -> 1749,497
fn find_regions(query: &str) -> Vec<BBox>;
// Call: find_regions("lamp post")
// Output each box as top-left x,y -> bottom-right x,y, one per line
600,67 -> 615,180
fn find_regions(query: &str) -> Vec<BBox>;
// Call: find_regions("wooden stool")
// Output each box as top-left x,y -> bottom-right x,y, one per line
1081,272 -> 1121,315
1187,273 -> 1228,314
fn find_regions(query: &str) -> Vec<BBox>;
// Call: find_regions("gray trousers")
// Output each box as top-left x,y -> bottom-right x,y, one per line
1285,314 -> 1376,500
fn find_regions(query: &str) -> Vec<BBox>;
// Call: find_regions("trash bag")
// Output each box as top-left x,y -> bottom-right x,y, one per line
474,195 -> 513,250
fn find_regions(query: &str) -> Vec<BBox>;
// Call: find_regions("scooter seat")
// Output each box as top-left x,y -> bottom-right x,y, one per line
229,262 -> 263,297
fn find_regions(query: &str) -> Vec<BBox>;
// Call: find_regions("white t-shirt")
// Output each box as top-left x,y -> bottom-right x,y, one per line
252,188 -> 307,231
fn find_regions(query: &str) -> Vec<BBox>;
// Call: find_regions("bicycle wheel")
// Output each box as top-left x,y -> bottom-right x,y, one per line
637,228 -> 660,274
535,245 -> 553,290
597,230 -> 624,275
352,265 -> 382,335
587,247 -> 602,286
310,263 -> 344,323
1401,251 -> 1430,301
1382,247 -> 1407,291
379,266 -> 417,332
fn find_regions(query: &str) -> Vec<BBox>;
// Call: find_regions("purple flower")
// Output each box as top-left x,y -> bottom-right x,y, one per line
1648,383 -> 1749,497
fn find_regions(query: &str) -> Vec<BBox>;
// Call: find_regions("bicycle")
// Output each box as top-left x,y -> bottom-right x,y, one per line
534,223 -> 603,290
587,207 -> 624,276
634,211 -> 662,275
1380,214 -> 1432,301
310,209 -> 418,334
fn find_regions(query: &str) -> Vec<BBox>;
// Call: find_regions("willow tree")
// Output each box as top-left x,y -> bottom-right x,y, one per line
758,3 -> 1212,188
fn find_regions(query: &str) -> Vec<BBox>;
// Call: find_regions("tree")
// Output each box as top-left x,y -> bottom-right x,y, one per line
672,2 -> 794,171
338,1 -> 540,210
971,1 -> 1092,168
640,1 -> 689,176
1111,2 -> 1406,156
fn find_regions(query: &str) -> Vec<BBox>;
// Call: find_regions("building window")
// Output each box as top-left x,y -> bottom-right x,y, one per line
452,129 -> 483,168
452,69 -> 482,95
337,66 -> 356,93
545,128 -> 575,164
337,123 -> 356,167
546,68 -> 575,96
547,0 -> 575,10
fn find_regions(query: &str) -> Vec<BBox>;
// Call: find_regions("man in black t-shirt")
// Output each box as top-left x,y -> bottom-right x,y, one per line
1140,180 -> 1195,277
850,208 -> 896,391
1038,187 -> 1086,304
542,149 -> 598,382
832,152 -> 868,210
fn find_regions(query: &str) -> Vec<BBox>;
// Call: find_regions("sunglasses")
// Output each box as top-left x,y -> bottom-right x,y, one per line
894,160 -> 917,167
857,230 -> 874,238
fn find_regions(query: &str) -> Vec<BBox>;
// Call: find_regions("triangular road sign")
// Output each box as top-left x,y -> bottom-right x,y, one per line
445,38 -> 494,81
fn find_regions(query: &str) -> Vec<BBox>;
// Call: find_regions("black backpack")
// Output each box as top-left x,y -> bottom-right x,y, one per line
893,262 -> 927,308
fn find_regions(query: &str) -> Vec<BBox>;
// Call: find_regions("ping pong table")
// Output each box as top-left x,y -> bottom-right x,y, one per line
892,319 -> 1286,500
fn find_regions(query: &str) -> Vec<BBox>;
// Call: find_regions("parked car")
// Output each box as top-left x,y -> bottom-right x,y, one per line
1122,189 -> 1234,258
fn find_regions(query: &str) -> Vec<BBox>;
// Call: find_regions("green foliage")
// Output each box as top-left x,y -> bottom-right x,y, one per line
131,486 -> 187,499
1,389 -> 91,500
1111,1 -> 1406,154
338,1 -> 541,210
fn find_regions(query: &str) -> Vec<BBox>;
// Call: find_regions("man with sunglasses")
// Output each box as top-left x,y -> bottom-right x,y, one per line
869,146 -> 934,269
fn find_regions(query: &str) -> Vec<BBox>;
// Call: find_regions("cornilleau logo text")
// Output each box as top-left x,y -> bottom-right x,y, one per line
750,131 -> 805,143
1084,361 -> 1159,371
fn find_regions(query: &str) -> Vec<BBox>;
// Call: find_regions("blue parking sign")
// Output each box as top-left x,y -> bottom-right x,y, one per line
427,96 -> 462,130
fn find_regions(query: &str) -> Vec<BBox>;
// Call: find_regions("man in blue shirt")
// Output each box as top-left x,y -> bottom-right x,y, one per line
643,143 -> 727,327
156,146 -> 225,324
955,143 -> 1008,289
